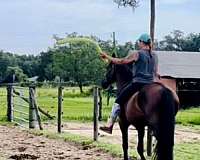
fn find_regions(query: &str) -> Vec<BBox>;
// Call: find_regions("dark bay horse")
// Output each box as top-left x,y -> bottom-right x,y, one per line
101,62 -> 179,160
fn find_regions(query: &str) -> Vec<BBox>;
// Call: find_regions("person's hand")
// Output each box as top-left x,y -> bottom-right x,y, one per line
100,52 -> 108,59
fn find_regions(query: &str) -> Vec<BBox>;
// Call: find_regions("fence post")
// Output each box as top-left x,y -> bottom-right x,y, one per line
58,85 -> 63,133
98,88 -> 102,121
93,87 -> 99,141
29,86 -> 37,129
147,127 -> 152,156
31,88 -> 43,130
7,85 -> 13,122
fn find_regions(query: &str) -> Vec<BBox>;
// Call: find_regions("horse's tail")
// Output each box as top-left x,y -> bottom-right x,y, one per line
157,87 -> 176,160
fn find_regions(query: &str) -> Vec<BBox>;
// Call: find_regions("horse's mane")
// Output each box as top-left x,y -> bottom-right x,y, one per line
115,63 -> 132,82
114,63 -> 133,91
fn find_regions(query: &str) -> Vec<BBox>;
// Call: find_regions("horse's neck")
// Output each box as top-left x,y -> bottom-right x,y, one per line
115,64 -> 132,92
116,78 -> 130,91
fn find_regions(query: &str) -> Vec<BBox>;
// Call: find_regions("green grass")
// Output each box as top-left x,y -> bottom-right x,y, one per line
0,87 -> 7,121
35,86 -> 114,121
176,108 -> 200,125
1,87 -> 200,125
175,142 -> 200,160
0,87 -> 114,123
38,96 -> 113,121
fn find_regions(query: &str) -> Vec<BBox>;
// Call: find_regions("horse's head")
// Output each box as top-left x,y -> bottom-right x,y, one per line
101,53 -> 133,90
101,62 -> 116,89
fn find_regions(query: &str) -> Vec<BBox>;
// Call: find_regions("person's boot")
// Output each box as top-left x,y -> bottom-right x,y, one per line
99,118 -> 114,134
100,103 -> 120,134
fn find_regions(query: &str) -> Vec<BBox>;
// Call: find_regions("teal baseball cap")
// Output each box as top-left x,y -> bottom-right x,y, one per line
138,33 -> 151,43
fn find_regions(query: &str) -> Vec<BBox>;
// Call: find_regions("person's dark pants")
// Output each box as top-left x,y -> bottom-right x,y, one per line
115,82 -> 148,106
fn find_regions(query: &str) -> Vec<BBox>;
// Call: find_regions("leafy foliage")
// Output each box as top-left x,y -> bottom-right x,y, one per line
0,31 -> 200,87
56,37 -> 102,53
156,30 -> 200,52
6,66 -> 27,82
114,0 -> 139,8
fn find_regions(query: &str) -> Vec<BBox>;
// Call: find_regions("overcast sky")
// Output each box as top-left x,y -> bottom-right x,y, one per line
0,0 -> 199,55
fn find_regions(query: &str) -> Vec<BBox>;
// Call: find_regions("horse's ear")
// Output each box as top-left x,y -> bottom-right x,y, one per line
112,53 -> 116,58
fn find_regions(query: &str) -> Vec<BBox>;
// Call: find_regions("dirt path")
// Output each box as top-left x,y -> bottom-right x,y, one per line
45,122 -> 200,146
0,123 -> 199,160
0,125 -> 121,160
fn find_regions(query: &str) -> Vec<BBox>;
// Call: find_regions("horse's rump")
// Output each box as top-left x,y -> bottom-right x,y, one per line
125,82 -> 179,124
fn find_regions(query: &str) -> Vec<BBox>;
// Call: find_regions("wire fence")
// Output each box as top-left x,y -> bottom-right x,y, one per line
12,86 -> 29,128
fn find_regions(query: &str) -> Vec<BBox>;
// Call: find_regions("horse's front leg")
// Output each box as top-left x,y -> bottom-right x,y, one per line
137,126 -> 146,160
119,121 -> 129,160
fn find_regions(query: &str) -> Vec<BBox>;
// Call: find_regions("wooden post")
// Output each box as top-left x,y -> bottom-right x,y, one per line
93,87 -> 99,141
147,128 -> 152,156
150,0 -> 155,44
147,0 -> 155,155
98,88 -> 102,121
31,88 -> 43,130
29,86 -> 37,129
7,85 -> 13,122
58,85 -> 63,133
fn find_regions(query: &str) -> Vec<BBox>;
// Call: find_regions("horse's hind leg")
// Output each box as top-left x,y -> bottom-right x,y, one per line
119,122 -> 129,160
137,126 -> 146,160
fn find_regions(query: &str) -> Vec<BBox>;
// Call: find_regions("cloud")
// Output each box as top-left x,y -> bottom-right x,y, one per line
0,0 -> 199,54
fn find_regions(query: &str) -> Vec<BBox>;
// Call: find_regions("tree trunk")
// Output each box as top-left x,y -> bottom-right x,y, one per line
78,82 -> 83,93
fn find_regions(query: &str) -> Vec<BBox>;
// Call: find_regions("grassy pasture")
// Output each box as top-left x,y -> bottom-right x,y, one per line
0,87 -> 200,159
0,87 -> 200,125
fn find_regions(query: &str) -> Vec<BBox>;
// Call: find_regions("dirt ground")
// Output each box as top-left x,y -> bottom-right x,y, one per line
48,122 -> 200,145
0,122 -> 199,160
0,125 -> 121,160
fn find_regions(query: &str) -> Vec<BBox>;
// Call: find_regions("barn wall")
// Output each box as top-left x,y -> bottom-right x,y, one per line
177,79 -> 200,108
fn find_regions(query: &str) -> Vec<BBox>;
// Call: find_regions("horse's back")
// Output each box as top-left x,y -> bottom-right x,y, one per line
125,82 -> 179,124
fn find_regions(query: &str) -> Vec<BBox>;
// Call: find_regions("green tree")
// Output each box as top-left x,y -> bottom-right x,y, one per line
38,51 -> 54,81
182,33 -> 200,52
17,54 -> 40,78
53,35 -> 106,92
6,66 -> 27,82
158,30 -> 185,51
117,42 -> 135,57
0,51 -> 19,80
157,30 -> 200,52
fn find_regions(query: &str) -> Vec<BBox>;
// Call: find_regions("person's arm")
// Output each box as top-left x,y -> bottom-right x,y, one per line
154,54 -> 161,81
100,51 -> 139,64
155,65 -> 161,80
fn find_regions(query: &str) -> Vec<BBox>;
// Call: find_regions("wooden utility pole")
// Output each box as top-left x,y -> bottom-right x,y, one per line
147,0 -> 156,156
150,0 -> 155,43
112,32 -> 117,56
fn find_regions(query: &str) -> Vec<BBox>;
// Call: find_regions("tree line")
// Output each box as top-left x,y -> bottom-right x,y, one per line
0,30 -> 200,91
